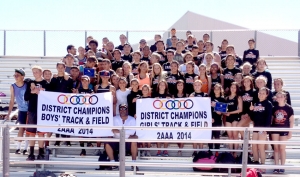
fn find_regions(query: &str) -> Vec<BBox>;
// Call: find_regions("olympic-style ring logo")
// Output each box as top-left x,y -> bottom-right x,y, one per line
153,99 -> 194,110
57,94 -> 98,105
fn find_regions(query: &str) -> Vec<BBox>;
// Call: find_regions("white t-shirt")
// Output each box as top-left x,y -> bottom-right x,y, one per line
116,89 -> 131,115
179,64 -> 200,75
113,115 -> 136,138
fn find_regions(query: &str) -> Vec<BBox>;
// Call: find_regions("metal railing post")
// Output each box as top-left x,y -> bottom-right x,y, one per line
298,30 -> 300,57
43,30 -> 46,56
126,31 -> 129,43
85,30 -> 87,47
254,30 -> 257,49
3,124 -> 10,177
0,125 -> 2,161
241,128 -> 249,177
3,30 -> 6,56
210,31 -> 213,42
119,127 -> 125,177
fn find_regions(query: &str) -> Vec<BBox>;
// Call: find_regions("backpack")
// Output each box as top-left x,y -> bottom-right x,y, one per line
193,150 -> 216,171
33,171 -> 56,177
216,152 -> 236,172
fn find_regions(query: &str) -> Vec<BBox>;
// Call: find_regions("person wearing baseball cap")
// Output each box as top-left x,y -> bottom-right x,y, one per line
6,68 -> 29,155
139,39 -> 147,52
104,103 -> 138,171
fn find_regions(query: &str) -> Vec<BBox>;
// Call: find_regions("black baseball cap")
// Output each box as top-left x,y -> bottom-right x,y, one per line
15,68 -> 25,76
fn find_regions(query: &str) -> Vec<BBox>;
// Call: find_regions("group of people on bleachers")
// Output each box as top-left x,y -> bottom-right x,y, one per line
5,28 -> 294,173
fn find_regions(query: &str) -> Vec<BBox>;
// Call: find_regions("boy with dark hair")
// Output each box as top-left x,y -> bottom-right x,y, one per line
166,36 -> 178,51
115,34 -> 133,53
6,69 -> 29,155
243,38 -> 259,73
65,54 -> 76,74
155,40 -> 167,65
150,34 -> 162,52
89,39 -> 108,59
166,28 -> 176,48
191,46 -> 201,66
112,49 -> 124,71
122,43 -> 133,62
162,50 -> 175,71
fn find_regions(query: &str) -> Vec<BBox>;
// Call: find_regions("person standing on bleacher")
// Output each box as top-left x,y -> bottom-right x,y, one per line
6,68 -> 29,155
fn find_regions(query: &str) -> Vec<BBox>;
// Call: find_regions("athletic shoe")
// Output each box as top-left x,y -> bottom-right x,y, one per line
22,150 -> 28,155
37,154 -> 45,160
222,132 -> 228,137
163,150 -> 169,157
279,169 -> 285,174
15,149 -> 21,154
145,150 -> 151,157
26,154 -> 35,161
107,166 -> 119,170
156,150 -> 162,157
192,151 -> 197,157
273,169 -> 279,174
131,166 -> 139,171
66,141 -> 71,146
80,150 -> 86,156
87,142 -> 93,147
54,141 -> 60,146
93,149 -> 101,156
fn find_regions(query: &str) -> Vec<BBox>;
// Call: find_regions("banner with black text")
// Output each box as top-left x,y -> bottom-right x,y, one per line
136,97 -> 212,140
37,91 -> 114,137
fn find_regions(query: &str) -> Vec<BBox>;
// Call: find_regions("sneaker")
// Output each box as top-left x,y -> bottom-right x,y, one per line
26,154 -> 35,161
273,169 -> 279,174
140,150 -> 145,157
87,142 -> 93,147
222,132 -> 228,137
93,149 -> 101,156
15,149 -> 21,154
80,150 -> 86,156
22,150 -> 28,155
163,150 -> 169,157
156,150 -> 162,157
37,154 -> 45,160
54,141 -> 60,146
66,141 -> 71,146
145,150 -> 151,157
192,151 -> 197,157
107,166 -> 119,170
131,166 -> 139,171
279,169 -> 285,174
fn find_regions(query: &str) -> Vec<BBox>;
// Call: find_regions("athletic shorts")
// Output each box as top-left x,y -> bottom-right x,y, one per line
18,111 -> 27,124
226,116 -> 240,123
26,112 -> 37,133
105,142 -> 132,152
271,131 -> 289,136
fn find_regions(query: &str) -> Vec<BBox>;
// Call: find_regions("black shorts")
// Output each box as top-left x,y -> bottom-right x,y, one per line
26,112 -> 37,133
226,116 -> 240,123
105,142 -> 132,152
18,111 -> 27,124
271,131 -> 289,136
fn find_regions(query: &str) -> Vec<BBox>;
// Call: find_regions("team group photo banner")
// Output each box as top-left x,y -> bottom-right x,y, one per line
136,97 -> 212,140
37,91 -> 114,137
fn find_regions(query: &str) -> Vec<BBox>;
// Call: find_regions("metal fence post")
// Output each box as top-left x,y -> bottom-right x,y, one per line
85,31 -> 87,47
254,30 -> 257,49
298,30 -> 300,57
43,30 -> 46,56
0,125 -> 2,161
3,124 -> 10,177
119,127 -> 125,177
241,128 -> 249,177
210,31 -> 213,42
126,31 -> 129,43
3,30 -> 6,56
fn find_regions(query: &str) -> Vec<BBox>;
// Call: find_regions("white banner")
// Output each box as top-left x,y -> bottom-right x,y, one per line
37,91 -> 114,137
136,97 -> 212,140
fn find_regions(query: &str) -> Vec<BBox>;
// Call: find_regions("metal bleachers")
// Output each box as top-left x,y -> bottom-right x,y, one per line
1,56 -> 300,176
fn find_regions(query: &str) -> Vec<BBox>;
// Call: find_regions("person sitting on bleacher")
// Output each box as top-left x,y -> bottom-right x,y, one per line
105,104 -> 138,171
6,68 -> 29,155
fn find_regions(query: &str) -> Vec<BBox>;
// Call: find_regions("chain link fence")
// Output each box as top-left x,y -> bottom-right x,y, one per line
1,29 -> 299,57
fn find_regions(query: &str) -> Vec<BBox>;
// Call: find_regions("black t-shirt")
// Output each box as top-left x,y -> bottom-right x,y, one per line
166,72 -> 185,96
243,49 -> 259,72
131,63 -> 140,76
272,104 -> 294,128
78,88 -> 94,94
150,45 -> 157,53
241,89 -> 256,114
152,92 -> 171,98
185,45 -> 194,51
24,80 -> 49,113
211,95 -> 226,126
219,51 -> 227,59
116,45 -> 133,53
253,88 -> 273,103
191,92 -> 208,97
141,56 -> 150,64
162,62 -> 171,72
193,56 -> 202,66
156,51 -> 167,65
122,54 -> 133,63
184,73 -> 197,96
49,76 -> 73,93
85,45 -> 90,52
112,60 -> 124,71
226,96 -> 240,120
127,90 -> 143,117
151,75 -> 160,93
211,73 -> 222,90
252,70 -> 272,90
223,67 -> 241,90
250,99 -> 273,127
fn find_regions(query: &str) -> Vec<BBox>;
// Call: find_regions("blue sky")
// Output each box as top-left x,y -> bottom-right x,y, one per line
0,0 -> 299,56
